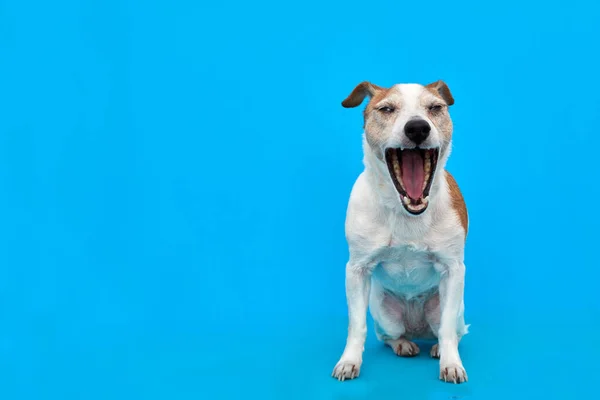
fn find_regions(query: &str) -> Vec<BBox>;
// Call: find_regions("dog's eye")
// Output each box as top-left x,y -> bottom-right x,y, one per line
429,104 -> 443,113
378,106 -> 395,114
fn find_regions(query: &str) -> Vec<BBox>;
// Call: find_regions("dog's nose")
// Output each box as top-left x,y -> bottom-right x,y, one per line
404,119 -> 431,145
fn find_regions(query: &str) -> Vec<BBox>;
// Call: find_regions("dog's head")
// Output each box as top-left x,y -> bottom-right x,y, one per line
342,81 -> 455,215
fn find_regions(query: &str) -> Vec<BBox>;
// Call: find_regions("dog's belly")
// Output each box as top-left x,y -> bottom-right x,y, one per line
372,248 -> 440,299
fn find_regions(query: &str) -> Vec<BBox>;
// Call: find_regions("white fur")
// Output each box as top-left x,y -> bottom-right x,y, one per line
332,84 -> 469,383
378,84 -> 446,151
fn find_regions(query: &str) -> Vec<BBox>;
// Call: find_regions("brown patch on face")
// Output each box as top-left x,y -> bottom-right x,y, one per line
422,83 -> 454,145
362,89 -> 391,115
430,109 -> 453,145
342,82 -> 395,159
363,89 -> 396,156
445,171 -> 468,236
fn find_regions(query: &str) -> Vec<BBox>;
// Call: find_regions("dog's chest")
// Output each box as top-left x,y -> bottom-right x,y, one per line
371,243 -> 440,298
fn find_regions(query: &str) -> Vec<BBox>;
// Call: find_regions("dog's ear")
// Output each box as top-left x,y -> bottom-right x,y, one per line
426,80 -> 454,106
342,81 -> 384,108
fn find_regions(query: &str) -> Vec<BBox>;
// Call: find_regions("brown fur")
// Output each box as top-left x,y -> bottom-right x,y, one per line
363,89 -> 391,118
341,80 -> 455,163
426,100 -> 453,144
341,82 -> 391,157
425,80 -> 454,106
445,171 -> 468,236
341,81 -> 386,108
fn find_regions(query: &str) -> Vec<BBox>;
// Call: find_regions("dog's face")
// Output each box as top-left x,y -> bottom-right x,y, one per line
342,81 -> 454,215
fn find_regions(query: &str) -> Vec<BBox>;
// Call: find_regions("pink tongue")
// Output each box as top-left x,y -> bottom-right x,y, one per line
401,150 -> 425,200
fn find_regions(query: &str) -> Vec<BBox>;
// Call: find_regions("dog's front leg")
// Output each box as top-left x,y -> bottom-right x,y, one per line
437,261 -> 468,383
332,261 -> 372,381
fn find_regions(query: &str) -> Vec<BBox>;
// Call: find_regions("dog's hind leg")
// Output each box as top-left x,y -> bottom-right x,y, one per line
385,337 -> 421,357
370,282 -> 420,357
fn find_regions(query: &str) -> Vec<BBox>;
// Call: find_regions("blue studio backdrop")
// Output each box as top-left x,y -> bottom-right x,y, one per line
1,1 -> 599,399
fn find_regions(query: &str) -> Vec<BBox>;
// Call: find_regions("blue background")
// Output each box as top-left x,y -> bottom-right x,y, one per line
1,0 -> 599,399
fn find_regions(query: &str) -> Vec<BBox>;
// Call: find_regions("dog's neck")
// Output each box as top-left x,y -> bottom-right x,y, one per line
361,136 -> 452,233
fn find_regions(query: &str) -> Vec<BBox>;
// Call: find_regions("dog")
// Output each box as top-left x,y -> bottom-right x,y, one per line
332,81 -> 469,383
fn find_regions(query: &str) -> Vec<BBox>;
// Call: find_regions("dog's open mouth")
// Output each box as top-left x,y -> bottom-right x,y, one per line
384,148 -> 439,215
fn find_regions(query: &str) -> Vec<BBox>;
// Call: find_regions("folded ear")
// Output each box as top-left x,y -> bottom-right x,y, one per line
341,81 -> 384,108
426,80 -> 454,106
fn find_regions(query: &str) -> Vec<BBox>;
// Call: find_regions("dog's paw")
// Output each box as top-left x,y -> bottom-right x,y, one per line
439,363 -> 468,384
430,343 -> 440,359
388,338 -> 420,357
332,359 -> 361,381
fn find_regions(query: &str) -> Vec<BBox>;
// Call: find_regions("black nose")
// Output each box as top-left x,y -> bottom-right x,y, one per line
404,119 -> 431,145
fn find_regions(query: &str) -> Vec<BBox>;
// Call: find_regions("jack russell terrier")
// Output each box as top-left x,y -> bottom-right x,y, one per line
332,81 -> 469,384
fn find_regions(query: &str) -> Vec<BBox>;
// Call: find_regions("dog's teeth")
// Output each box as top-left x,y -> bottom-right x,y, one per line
407,201 -> 426,212
422,172 -> 430,193
402,196 -> 410,205
392,151 -> 401,175
392,151 -> 405,189
423,196 -> 429,203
